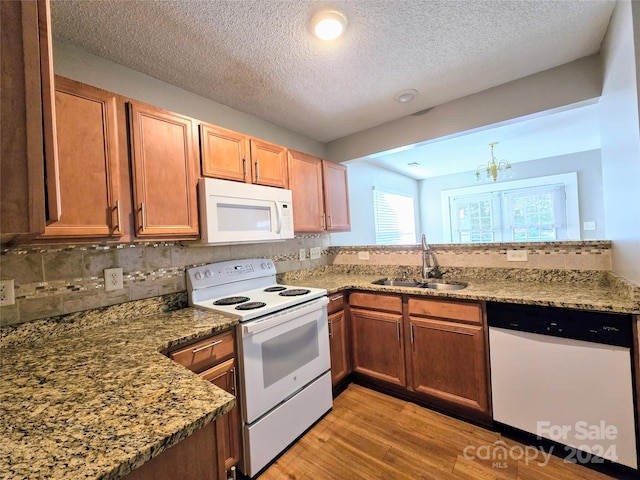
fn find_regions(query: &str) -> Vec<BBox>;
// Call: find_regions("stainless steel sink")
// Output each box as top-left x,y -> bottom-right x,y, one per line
372,279 -> 467,290
373,279 -> 423,287
421,282 -> 467,291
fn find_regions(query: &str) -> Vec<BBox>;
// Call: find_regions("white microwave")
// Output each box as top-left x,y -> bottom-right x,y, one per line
197,178 -> 294,245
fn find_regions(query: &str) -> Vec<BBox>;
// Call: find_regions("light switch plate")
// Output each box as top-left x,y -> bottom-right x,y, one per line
583,221 -> 596,231
506,249 -> 528,262
0,279 -> 15,306
104,268 -> 124,291
299,249 -> 306,261
310,247 -> 321,260
358,251 -> 370,261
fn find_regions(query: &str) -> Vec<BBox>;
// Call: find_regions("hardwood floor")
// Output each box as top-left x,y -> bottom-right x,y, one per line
257,384 -> 619,480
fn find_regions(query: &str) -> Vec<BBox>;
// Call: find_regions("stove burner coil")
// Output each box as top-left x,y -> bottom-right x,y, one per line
235,301 -> 267,311
279,288 -> 311,297
264,286 -> 287,292
214,296 -> 250,306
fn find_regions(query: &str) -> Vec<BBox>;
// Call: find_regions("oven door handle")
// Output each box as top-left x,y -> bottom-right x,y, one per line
242,297 -> 329,335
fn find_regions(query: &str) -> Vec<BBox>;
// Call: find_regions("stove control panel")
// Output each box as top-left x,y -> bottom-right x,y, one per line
187,258 -> 277,291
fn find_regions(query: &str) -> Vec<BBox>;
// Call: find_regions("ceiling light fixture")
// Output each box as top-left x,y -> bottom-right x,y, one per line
311,10 -> 348,40
395,89 -> 418,103
475,142 -> 512,182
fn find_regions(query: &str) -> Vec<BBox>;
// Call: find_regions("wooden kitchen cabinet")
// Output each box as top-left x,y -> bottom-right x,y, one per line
128,101 -> 199,238
287,150 -> 351,233
200,123 -> 288,188
327,293 -> 349,388
201,359 -> 243,472
42,76 -> 122,238
122,420 -> 221,480
168,329 -> 241,477
349,292 -> 405,386
0,0 -> 53,244
407,297 -> 490,419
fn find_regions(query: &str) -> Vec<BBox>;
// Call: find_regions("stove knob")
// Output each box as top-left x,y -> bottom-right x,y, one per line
205,269 -> 213,278
195,271 -> 203,280
261,262 -> 270,269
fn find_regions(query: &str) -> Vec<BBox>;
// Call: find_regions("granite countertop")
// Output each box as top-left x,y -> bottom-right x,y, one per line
282,270 -> 640,314
0,307 -> 239,480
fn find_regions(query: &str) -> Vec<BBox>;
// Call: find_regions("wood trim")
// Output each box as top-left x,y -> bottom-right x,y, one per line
36,0 -> 60,223
633,314 -> 640,468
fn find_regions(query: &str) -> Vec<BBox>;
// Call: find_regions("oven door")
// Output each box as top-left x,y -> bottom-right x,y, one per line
238,296 -> 330,424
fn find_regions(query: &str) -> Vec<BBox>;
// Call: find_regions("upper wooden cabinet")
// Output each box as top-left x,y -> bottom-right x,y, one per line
42,77 -> 122,238
287,150 -> 351,233
0,0 -> 52,244
128,102 -> 199,238
200,123 -> 288,188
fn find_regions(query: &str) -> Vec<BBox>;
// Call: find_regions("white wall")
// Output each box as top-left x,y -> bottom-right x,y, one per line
599,0 -> 640,284
325,56 -> 602,163
330,162 -> 420,246
53,42 -> 325,157
419,150 -> 605,243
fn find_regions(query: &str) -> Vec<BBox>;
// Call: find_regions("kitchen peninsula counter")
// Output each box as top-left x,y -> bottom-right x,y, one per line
0,304 -> 239,480
281,267 -> 640,314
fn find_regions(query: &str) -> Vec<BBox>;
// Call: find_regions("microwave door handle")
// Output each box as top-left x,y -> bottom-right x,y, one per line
274,203 -> 282,234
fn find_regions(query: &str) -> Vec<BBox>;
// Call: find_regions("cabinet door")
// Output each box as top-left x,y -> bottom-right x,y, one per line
43,77 -> 121,238
328,309 -> 349,386
201,358 -> 242,471
249,138 -> 287,188
409,317 -> 489,414
1,0 -> 49,242
322,160 -> 350,232
350,308 -> 405,386
287,150 -> 325,232
200,123 -> 250,183
128,102 -> 199,237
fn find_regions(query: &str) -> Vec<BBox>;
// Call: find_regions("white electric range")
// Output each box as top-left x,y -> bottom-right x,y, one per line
186,259 -> 332,478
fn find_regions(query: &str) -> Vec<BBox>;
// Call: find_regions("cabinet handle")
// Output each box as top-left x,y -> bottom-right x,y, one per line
242,158 -> 247,180
192,339 -> 223,354
255,160 -> 259,180
396,321 -> 400,341
410,323 -> 415,345
330,295 -> 344,302
328,319 -> 333,338
328,215 -> 333,228
115,200 -> 122,231
321,213 -> 326,230
230,366 -> 236,395
140,202 -> 147,232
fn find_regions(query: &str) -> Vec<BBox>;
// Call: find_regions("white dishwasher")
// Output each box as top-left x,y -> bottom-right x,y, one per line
488,302 -> 637,470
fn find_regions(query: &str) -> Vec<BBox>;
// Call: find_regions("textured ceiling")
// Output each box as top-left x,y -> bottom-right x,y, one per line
51,0 -> 615,144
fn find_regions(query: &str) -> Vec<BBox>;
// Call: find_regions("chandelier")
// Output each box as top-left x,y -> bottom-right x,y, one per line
475,142 -> 512,182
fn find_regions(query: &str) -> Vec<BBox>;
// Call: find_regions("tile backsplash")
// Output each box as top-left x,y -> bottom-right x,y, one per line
0,235 -> 331,326
0,239 -> 614,327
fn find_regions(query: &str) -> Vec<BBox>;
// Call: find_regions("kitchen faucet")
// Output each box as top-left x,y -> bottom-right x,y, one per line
421,234 -> 441,280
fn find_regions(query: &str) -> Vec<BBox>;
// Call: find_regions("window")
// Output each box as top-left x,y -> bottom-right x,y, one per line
373,188 -> 416,245
442,174 -> 578,243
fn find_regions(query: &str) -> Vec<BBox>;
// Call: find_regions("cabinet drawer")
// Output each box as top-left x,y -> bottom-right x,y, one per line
327,293 -> 345,315
349,292 -> 402,313
170,330 -> 235,373
408,298 -> 482,324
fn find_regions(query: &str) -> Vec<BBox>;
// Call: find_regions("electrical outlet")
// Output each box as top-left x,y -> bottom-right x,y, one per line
358,251 -> 370,261
104,268 -> 124,291
583,221 -> 596,231
299,249 -> 306,261
310,247 -> 321,260
506,249 -> 528,262
0,279 -> 15,306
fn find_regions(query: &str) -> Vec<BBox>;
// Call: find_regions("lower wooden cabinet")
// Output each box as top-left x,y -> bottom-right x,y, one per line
327,293 -> 349,387
349,292 -> 405,387
168,330 -> 240,477
346,291 -> 491,423
201,358 -> 243,472
408,317 -> 489,414
122,421 -> 221,480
